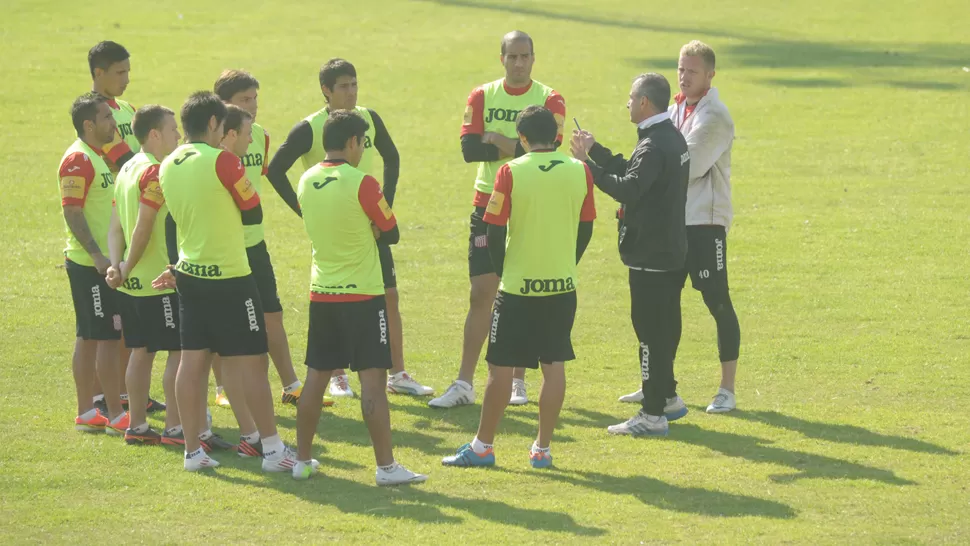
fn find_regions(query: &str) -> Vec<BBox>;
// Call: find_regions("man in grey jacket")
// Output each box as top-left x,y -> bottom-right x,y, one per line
618,40 -> 739,413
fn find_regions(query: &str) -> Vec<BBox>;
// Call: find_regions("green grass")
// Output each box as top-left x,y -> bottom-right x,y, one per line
2,0 -> 969,543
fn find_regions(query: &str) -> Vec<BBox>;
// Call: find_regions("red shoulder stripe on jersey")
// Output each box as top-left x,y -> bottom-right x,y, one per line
216,150 -> 260,210
483,164 -> 513,226
358,176 -> 396,231
459,87 -> 486,137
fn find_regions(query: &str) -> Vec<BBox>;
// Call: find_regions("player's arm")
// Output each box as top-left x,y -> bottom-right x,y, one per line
576,163 -> 597,263
544,91 -> 567,152
105,208 -> 125,288
369,109 -> 401,208
122,165 -> 164,277
483,165 -> 513,276
216,151 -> 262,225
60,153 -> 109,271
358,175 -> 399,245
587,142 -> 663,205
265,120 -> 311,217
460,87 -> 503,163
684,112 -> 732,180
102,127 -> 134,170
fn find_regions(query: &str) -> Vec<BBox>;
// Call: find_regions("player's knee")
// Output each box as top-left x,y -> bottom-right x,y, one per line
469,281 -> 497,309
701,287 -> 733,317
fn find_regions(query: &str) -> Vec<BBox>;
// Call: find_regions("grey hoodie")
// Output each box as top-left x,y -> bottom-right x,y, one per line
668,88 -> 734,229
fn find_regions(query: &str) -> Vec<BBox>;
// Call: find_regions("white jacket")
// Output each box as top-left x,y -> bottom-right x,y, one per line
668,88 -> 734,229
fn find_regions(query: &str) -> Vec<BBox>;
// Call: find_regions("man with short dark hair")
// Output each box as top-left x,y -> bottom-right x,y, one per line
293,110 -> 426,486
59,92 -> 128,435
267,58 -> 432,400
572,73 -> 690,437
430,30 -> 567,409
158,91 -> 298,471
105,105 -> 182,445
213,70 -> 305,409
443,106 -> 595,468
88,41 -> 138,171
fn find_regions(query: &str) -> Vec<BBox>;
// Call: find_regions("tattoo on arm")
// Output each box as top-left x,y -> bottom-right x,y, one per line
63,206 -> 102,257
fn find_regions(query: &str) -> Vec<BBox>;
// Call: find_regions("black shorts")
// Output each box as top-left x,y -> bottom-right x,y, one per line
247,241 -> 282,313
174,272 -> 268,357
685,225 -> 730,292
118,292 -> 181,353
468,206 -> 496,278
485,291 -> 577,369
65,259 -> 121,341
378,244 -> 396,289
305,296 -> 392,372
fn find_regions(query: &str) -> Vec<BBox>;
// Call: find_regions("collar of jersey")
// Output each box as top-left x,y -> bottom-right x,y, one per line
503,79 -> 534,96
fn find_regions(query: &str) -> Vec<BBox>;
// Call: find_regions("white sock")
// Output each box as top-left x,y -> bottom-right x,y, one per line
185,447 -> 205,459
199,429 -> 214,441
241,431 -> 260,444
132,423 -> 150,434
166,425 -> 183,436
261,434 -> 285,458
377,461 -> 398,473
389,371 -> 407,380
470,437 -> 492,455
93,394 -> 105,403
283,381 -> 302,393
79,408 -> 98,420
110,412 -> 127,426
531,441 -> 550,453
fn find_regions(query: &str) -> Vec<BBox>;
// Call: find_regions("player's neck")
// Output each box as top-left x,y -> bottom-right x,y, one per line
686,86 -> 710,106
323,152 -> 349,163
141,143 -> 164,163
80,134 -> 105,151
504,78 -> 532,89
92,83 -> 115,100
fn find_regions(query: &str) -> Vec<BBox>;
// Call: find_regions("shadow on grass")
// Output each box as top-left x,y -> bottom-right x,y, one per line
520,468 -> 797,519
715,408 -> 959,455
671,423 -> 916,485
208,470 -> 607,536
418,0 -> 969,89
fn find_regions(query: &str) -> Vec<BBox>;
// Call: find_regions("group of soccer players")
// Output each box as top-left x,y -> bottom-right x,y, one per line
58,30 -> 738,482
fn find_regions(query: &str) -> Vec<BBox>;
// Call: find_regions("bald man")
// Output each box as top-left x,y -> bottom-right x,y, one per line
430,30 -> 567,409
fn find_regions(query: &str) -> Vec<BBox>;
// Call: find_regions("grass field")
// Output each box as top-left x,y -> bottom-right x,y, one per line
2,0 -> 969,543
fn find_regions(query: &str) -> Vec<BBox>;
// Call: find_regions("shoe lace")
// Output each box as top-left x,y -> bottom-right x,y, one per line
712,393 -> 729,406
513,382 -> 526,397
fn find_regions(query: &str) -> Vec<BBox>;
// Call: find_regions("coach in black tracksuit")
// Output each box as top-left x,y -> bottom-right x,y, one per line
571,73 -> 690,436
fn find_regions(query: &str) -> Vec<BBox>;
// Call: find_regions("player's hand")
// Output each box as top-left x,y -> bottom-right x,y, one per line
570,132 -> 591,161
152,265 -> 177,290
371,223 -> 381,240
105,266 -> 123,289
93,253 -> 111,275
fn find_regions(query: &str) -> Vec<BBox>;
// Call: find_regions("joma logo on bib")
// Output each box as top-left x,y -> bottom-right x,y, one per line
241,152 -> 263,168
119,123 -> 133,140
519,277 -> 575,295
484,108 -> 522,123
177,261 -> 223,278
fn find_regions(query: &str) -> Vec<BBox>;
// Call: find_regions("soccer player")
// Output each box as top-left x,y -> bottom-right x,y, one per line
104,105 -> 182,444
88,41 -> 138,171
429,30 -> 566,409
266,58 -> 432,399
212,70 -> 305,408
59,92 -> 128,435
158,91 -> 298,471
293,109 -> 426,485
442,106 -> 595,468
572,74 -> 690,437
617,41 -> 739,413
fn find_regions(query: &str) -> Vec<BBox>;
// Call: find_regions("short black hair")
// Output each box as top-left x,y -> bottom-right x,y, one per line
132,105 -> 175,145
319,58 -> 356,91
88,41 -> 129,78
213,69 -> 260,102
180,91 -> 227,140
224,104 -> 253,134
322,109 -> 369,151
516,105 -> 557,146
501,30 -> 534,56
70,92 -> 106,137
633,73 -> 672,111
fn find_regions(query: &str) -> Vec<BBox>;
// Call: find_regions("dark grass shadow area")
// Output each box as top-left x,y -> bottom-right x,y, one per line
670,423 -> 917,485
207,471 -> 607,536
417,0 -> 970,89
709,408 -> 959,455
518,468 -> 797,519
